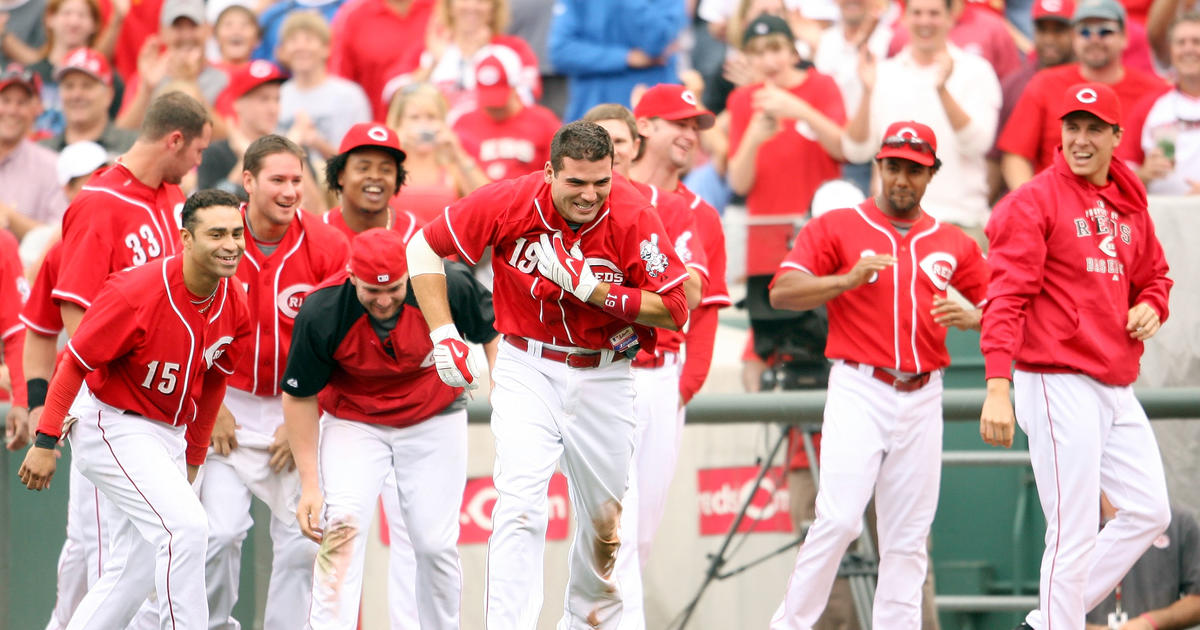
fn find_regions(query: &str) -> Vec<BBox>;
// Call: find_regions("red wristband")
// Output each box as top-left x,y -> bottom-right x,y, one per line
600,284 -> 642,322
1140,614 -> 1159,630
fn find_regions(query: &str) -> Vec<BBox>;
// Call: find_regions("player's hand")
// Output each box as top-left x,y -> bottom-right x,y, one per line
933,50 -> 954,91
18,445 -> 58,490
754,83 -> 808,121
429,324 -> 479,390
1119,616 -> 1156,630
841,254 -> 896,290
932,297 -> 982,331
187,464 -> 200,484
210,404 -> 239,456
268,424 -> 296,473
532,233 -> 599,302
722,51 -> 757,87
1126,303 -> 1161,341
6,406 -> 30,451
980,379 -> 1015,448
627,48 -> 659,69
1138,147 -> 1173,183
136,35 -> 168,87
296,485 -> 325,542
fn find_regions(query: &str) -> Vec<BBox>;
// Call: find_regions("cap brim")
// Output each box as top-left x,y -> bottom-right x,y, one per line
53,66 -> 106,84
346,144 -> 407,165
1059,107 -> 1119,124
659,109 -> 716,130
875,147 -> 936,166
1034,13 -> 1072,22
0,79 -> 36,95
477,85 -> 511,109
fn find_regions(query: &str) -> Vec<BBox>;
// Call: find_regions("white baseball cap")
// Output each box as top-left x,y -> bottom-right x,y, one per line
57,141 -> 109,186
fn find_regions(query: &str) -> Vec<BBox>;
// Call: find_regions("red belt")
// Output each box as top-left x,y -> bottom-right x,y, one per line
631,351 -> 675,368
504,335 -> 621,369
844,361 -> 932,393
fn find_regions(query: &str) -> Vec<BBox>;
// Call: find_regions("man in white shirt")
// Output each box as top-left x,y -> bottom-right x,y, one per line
1136,14 -> 1200,195
841,0 -> 1000,230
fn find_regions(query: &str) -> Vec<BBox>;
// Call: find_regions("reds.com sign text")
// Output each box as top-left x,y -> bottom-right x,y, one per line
697,466 -> 793,535
458,473 -> 570,544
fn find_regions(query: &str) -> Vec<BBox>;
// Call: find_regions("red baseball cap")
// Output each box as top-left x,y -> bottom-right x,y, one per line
1032,0 -> 1075,22
222,60 -> 287,103
633,84 -> 716,130
875,121 -> 938,166
338,122 -> 406,163
0,63 -> 40,96
475,54 -> 513,109
54,48 -> 113,86
1059,82 -> 1120,124
350,228 -> 408,285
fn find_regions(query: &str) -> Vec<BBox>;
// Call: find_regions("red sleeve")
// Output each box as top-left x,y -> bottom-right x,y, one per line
726,86 -> 753,158
692,200 -> 731,307
21,244 -> 64,335
186,368 -> 228,466
951,235 -> 991,307
1128,214 -> 1172,323
660,282 -> 689,331
679,304 -> 719,403
5,331 -> 25,407
421,179 -> 516,265
813,74 -> 846,124
35,354 -> 87,438
997,74 -> 1046,161
622,202 -> 691,295
65,284 -> 142,372
658,192 -> 709,277
54,194 -> 116,308
771,214 -> 839,285
0,234 -> 26,406
980,193 -> 1050,380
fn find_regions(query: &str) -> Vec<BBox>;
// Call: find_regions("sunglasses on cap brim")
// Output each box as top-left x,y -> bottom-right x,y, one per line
880,135 -> 934,154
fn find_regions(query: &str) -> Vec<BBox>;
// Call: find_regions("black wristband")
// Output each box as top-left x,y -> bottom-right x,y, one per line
34,431 -> 58,449
26,377 -> 48,409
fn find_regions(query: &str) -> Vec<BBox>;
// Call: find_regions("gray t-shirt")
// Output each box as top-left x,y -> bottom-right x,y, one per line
1086,506 -> 1200,628
279,77 -> 371,152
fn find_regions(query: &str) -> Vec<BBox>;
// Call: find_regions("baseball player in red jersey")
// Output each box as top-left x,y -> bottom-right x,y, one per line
322,121 -> 429,629
767,122 -> 989,630
323,123 -> 420,243
980,83 -> 1173,630
408,120 -> 690,629
581,98 -> 710,629
197,135 -> 350,629
282,228 -> 498,630
0,228 -> 28,436
19,189 -> 252,630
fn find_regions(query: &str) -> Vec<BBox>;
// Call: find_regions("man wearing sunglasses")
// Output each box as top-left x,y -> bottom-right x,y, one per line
981,82 -> 1173,630
768,121 -> 989,630
998,0 -> 1168,189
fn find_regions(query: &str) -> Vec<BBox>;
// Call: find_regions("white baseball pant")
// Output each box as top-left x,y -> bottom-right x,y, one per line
64,387 -> 209,630
485,340 -> 636,630
308,410 -> 466,630
771,361 -> 944,630
1014,370 -> 1170,630
44,457 -> 108,630
615,355 -> 682,630
378,476 -> 421,629
199,387 -> 317,630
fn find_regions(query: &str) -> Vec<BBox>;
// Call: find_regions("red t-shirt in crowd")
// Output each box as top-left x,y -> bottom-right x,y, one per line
453,104 -> 560,183
113,0 -> 164,83
998,63 -> 1170,172
329,0 -> 434,120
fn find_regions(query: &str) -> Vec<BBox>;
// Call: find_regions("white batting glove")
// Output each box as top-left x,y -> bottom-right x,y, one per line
429,324 -> 479,390
533,233 -> 599,302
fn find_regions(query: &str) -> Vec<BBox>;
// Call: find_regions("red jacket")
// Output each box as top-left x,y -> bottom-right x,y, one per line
981,150 -> 1172,386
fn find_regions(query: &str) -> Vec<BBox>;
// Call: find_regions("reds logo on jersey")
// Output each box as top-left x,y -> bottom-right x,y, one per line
674,231 -> 694,265
277,283 -> 315,319
204,335 -> 234,369
640,234 -> 669,278
918,252 -> 957,291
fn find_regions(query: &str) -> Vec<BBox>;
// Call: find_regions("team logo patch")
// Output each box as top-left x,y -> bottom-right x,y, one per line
1098,235 -> 1117,257
640,234 -> 669,278
478,65 -> 502,86
1040,0 -> 1062,11
674,231 -> 694,265
1076,88 -> 1098,104
367,125 -> 390,142
204,336 -> 234,369
277,283 -> 315,319
896,126 -> 919,139
681,90 -> 698,106
376,273 -> 390,283
754,22 -> 769,35
286,378 -> 299,388
588,258 -> 625,284
249,60 -> 274,78
919,252 -> 957,291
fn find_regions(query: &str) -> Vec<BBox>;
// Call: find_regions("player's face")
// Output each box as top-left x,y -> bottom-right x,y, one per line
639,117 -> 699,170
1061,112 -> 1121,185
351,273 -> 408,321
1073,19 -> 1125,71
593,119 -> 638,176
903,0 -> 951,54
245,152 -> 303,228
59,72 -> 111,125
744,36 -> 797,85
338,148 -> 400,214
233,83 -> 281,138
184,204 -> 246,279
1170,20 -> 1200,80
878,157 -> 934,215
545,156 -> 613,224
164,123 -> 213,184
1034,19 -> 1075,68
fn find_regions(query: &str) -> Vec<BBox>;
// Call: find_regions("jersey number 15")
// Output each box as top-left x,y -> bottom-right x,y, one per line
141,360 -> 181,395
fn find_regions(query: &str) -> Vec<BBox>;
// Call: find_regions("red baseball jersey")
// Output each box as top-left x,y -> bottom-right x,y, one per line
0,230 -> 27,405
21,242 -> 64,336
727,73 -> 845,276
54,163 -> 185,309
281,264 -> 497,427
997,64 -> 1169,173
453,104 -> 560,182
421,172 -> 690,350
231,209 -> 350,396
677,183 -> 731,309
773,198 -> 989,373
631,180 -> 707,355
323,206 -> 421,244
64,256 -> 251,444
